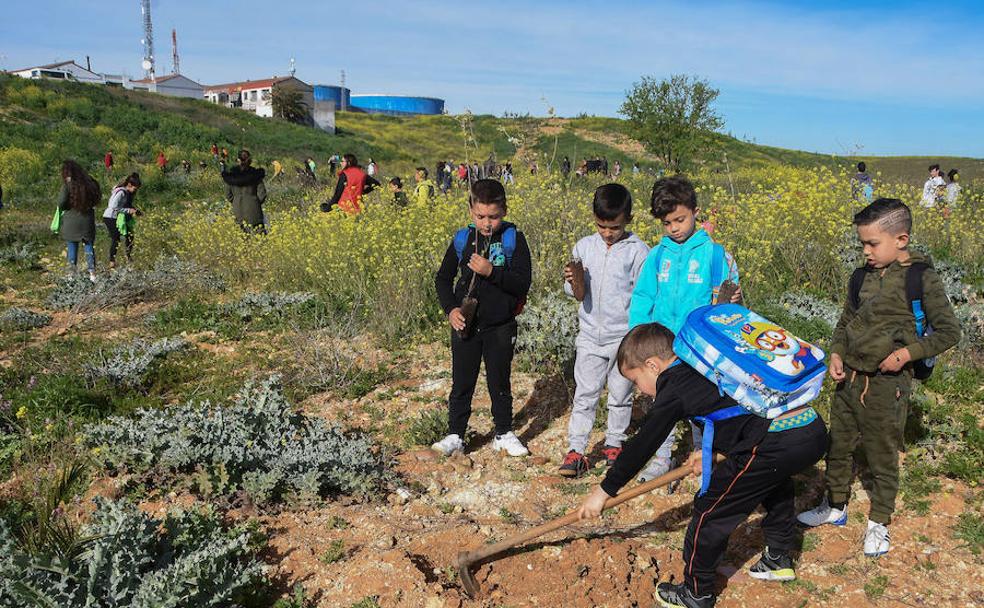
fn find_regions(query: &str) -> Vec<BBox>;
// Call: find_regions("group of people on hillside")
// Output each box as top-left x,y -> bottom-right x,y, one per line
429,175 -> 960,608
850,161 -> 961,208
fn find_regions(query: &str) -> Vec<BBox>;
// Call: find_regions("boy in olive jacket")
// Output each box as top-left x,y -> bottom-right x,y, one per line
798,198 -> 960,557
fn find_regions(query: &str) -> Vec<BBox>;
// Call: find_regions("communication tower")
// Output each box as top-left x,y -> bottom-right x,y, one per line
140,0 -> 155,79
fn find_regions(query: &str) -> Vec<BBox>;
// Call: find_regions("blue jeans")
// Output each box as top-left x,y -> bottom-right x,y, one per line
66,240 -> 95,272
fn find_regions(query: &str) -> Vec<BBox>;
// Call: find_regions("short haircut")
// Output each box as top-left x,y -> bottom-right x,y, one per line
416,167 -> 428,177
389,177 -> 402,188
857,161 -> 866,172
343,153 -> 358,167
469,179 -> 507,209
593,183 -> 633,221
929,163 -> 940,172
650,176 -> 697,219
947,169 -> 959,181
616,323 -> 676,372
853,198 -> 912,236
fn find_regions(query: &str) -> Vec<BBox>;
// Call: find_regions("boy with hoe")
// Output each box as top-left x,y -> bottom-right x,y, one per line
559,183 -> 650,477
798,198 -> 960,556
578,323 -> 828,608
629,176 -> 742,481
432,179 -> 533,457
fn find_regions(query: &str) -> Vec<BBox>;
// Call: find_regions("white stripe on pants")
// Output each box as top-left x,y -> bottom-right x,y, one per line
567,338 -> 634,454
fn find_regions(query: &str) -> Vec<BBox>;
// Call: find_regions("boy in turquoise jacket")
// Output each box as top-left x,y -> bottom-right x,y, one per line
628,176 -> 741,481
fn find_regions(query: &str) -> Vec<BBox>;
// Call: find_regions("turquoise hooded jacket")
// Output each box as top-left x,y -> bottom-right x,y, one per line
628,229 -> 739,333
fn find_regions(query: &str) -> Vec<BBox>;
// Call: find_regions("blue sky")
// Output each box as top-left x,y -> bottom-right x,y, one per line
3,0 -> 982,156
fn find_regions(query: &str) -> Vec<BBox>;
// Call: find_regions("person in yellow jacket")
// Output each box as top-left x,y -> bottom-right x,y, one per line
414,167 -> 437,205
271,159 -> 283,180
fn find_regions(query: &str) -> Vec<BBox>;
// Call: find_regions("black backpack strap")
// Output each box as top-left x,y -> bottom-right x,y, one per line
905,262 -> 929,304
906,262 -> 930,335
847,267 -> 867,310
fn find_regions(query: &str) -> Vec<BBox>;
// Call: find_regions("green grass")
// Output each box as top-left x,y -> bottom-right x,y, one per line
319,539 -> 346,564
953,512 -> 984,555
864,574 -> 889,600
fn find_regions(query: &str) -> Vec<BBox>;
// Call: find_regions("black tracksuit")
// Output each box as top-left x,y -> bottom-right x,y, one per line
601,363 -> 827,597
434,222 -> 532,437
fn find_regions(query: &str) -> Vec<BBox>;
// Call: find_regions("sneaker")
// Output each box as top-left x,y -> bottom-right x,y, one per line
748,547 -> 796,581
863,520 -> 891,557
638,456 -> 673,483
655,581 -> 716,608
88,271 -> 98,283
558,451 -> 589,477
796,498 -> 847,528
492,431 -> 529,457
602,445 -> 622,467
431,433 -> 464,456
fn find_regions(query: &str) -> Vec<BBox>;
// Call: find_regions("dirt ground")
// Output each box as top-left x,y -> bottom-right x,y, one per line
125,341 -> 982,608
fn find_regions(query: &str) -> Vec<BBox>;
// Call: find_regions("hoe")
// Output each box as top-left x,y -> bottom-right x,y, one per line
456,456 -> 722,599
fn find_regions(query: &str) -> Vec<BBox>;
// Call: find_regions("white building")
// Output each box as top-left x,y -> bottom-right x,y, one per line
129,73 -> 204,99
8,60 -> 104,84
204,76 -> 314,119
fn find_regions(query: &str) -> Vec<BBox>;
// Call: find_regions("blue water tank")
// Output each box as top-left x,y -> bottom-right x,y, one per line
349,95 -> 445,116
313,85 -> 350,110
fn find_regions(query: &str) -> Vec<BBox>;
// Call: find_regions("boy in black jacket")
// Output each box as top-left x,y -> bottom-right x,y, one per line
433,179 -> 533,457
577,323 -> 827,608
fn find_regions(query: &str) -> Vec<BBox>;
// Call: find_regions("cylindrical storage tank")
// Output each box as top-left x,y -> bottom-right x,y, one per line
313,85 -> 351,111
349,95 -> 444,116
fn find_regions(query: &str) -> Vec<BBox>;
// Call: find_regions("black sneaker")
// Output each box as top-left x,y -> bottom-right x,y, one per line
748,547 -> 796,582
558,451 -> 589,478
656,582 -> 716,608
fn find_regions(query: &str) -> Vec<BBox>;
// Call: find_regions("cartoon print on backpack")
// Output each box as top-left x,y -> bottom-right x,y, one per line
738,321 -> 825,376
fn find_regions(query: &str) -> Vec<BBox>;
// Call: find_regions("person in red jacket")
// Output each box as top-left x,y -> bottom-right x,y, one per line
156,151 -> 167,173
321,153 -> 380,214
104,150 -> 114,174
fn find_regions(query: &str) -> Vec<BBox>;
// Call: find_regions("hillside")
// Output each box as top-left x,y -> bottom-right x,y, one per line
1,74 -> 980,205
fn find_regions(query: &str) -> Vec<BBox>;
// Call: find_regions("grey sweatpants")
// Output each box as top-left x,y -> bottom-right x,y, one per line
567,337 -> 634,454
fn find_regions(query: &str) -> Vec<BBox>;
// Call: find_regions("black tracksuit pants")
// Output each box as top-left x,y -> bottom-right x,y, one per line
448,321 -> 517,437
103,217 -> 133,263
682,417 -> 827,596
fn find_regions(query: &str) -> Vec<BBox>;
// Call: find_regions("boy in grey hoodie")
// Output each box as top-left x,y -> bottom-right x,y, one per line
560,184 -> 650,477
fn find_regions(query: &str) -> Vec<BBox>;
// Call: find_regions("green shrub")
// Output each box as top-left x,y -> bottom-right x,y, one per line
0,498 -> 266,607
0,307 -> 51,331
84,376 -> 391,505
84,337 -> 188,389
953,512 -> 984,555
403,408 -> 449,447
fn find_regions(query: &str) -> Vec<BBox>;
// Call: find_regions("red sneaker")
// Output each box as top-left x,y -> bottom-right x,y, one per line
558,451 -> 589,478
602,446 -> 622,467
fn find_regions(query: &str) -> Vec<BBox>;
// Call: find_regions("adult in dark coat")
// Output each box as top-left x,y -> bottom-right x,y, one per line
57,160 -> 101,280
222,149 -> 267,232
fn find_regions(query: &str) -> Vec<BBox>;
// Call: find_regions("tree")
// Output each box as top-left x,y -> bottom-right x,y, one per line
270,86 -> 309,124
619,74 -> 723,172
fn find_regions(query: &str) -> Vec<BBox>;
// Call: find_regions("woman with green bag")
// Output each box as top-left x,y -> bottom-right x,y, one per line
58,160 -> 100,282
102,172 -> 142,268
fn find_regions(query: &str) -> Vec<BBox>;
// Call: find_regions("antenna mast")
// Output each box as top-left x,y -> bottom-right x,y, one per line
289,57 -> 296,77
171,28 -> 180,75
140,0 -> 155,79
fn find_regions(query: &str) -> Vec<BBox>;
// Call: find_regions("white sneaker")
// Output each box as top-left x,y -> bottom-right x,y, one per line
88,271 -> 98,283
796,498 -> 848,527
864,520 -> 891,557
637,456 -> 672,483
492,432 -> 529,457
431,434 -> 464,456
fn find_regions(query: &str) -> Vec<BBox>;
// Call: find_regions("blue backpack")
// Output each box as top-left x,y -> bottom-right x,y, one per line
453,224 -> 517,267
674,304 -> 828,496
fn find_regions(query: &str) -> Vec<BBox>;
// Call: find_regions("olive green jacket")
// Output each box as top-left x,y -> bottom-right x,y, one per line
58,184 -> 96,243
830,251 -> 961,373
222,167 -> 267,228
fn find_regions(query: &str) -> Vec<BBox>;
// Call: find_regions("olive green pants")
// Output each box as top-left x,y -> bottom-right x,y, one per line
825,369 -> 910,524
